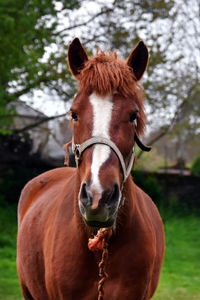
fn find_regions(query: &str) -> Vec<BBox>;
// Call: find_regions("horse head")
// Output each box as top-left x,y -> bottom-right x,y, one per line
68,38 -> 149,228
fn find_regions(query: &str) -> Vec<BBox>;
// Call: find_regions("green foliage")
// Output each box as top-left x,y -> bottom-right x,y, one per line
0,0 -> 79,131
132,171 -> 200,220
0,0 -> 56,94
132,170 -> 164,207
0,0 -> 80,85
191,156 -> 200,176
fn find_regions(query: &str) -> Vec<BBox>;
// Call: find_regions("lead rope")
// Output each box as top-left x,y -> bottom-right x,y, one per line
88,228 -> 112,300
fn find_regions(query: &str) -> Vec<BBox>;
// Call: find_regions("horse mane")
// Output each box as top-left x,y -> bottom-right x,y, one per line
77,51 -> 146,135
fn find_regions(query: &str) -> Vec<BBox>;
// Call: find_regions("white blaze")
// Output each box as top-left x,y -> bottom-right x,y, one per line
89,93 -> 113,192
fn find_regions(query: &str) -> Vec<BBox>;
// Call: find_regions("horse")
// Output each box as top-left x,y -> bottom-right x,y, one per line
17,38 -> 165,300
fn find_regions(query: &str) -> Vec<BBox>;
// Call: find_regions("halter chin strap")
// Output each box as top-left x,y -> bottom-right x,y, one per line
72,136 -> 134,183
72,134 -> 151,184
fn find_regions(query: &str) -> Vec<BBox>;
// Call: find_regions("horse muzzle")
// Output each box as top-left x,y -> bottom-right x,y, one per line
78,182 -> 121,228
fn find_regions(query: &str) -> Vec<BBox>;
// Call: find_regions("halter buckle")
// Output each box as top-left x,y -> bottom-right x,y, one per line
74,144 -> 81,159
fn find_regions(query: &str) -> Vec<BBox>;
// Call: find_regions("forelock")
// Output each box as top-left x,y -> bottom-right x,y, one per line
76,51 -> 146,135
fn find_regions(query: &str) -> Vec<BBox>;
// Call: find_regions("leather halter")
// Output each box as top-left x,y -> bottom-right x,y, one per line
72,132 -> 151,183
72,136 -> 134,183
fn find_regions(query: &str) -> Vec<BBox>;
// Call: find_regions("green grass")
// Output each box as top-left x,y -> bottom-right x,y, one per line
153,216 -> 200,299
0,205 -> 22,300
0,205 -> 200,299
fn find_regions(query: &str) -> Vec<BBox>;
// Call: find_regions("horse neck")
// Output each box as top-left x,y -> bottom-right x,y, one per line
115,175 -> 137,231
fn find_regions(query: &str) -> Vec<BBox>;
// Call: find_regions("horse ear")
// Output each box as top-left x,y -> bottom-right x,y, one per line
68,38 -> 88,77
127,41 -> 148,81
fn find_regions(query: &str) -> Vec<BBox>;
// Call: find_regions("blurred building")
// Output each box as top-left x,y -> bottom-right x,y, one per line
8,100 -> 72,166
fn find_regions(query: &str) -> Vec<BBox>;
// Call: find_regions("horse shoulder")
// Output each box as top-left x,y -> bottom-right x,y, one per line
17,167 -> 77,299
107,183 -> 164,299
18,167 -> 76,224
134,183 -> 165,297
134,183 -> 163,230
133,183 -> 164,252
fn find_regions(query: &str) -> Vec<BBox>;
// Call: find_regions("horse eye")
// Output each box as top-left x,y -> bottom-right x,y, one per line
71,111 -> 78,121
129,111 -> 138,123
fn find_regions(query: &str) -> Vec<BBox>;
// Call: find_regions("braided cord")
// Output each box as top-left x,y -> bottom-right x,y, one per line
88,228 -> 112,300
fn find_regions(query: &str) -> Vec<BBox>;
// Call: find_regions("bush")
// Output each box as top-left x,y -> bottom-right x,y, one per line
191,156 -> 200,176
0,133 -> 51,204
132,170 -> 164,207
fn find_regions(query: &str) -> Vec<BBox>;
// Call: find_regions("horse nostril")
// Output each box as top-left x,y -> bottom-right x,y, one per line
102,184 -> 120,207
80,183 -> 92,207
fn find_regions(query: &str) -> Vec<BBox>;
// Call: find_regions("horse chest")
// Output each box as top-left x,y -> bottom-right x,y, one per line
45,236 -> 154,300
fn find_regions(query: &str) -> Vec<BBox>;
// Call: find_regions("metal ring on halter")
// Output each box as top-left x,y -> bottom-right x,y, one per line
72,136 -> 134,183
74,144 -> 81,158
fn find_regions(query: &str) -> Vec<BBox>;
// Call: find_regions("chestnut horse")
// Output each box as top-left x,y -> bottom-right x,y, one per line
17,38 -> 165,300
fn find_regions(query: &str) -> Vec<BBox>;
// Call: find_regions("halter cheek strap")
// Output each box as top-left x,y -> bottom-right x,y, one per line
72,136 -> 134,183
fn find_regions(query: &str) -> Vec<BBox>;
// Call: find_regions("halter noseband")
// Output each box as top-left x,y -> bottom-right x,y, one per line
72,132 -> 151,184
72,136 -> 134,183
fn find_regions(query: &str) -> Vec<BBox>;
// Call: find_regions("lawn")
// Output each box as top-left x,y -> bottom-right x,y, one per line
0,205 -> 22,300
153,216 -> 200,300
0,205 -> 200,299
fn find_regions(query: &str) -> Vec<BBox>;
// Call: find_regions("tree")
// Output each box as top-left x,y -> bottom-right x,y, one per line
1,0 -> 199,160
1,0 -> 174,130
0,0 -> 80,134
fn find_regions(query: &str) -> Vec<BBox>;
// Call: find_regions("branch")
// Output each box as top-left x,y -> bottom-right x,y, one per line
57,8 -> 113,35
136,84 -> 197,159
13,113 -> 67,134
12,77 -> 53,98
0,114 -> 47,120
